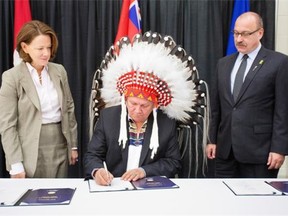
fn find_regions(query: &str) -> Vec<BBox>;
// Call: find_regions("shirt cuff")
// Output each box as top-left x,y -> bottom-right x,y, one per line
91,168 -> 100,179
9,162 -> 24,175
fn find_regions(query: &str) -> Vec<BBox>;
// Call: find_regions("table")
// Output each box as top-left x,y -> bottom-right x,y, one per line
0,178 -> 287,215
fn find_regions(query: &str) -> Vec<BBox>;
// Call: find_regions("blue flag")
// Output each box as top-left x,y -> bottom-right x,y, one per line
226,0 -> 250,55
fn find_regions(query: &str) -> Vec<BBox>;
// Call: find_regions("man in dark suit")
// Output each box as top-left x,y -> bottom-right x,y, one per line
206,12 -> 288,178
84,31 -> 201,186
84,96 -> 182,185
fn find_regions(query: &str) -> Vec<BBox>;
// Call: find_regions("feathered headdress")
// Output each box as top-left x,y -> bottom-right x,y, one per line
90,31 -> 209,161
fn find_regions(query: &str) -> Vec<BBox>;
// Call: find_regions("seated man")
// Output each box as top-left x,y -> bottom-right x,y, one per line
84,94 -> 181,185
84,31 -> 207,185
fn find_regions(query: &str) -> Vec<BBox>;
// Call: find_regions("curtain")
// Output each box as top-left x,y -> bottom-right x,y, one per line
0,0 -> 275,178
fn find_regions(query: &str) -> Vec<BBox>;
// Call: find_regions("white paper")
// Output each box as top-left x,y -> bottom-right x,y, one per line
88,177 -> 134,192
0,188 -> 28,206
223,180 -> 283,196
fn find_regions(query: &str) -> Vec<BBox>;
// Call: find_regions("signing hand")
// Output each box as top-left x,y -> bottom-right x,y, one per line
94,168 -> 114,186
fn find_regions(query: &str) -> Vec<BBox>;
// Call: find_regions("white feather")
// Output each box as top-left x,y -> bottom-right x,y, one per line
101,39 -> 196,121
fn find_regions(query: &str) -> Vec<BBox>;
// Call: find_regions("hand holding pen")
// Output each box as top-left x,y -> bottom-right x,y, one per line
103,161 -> 112,186
93,161 -> 113,186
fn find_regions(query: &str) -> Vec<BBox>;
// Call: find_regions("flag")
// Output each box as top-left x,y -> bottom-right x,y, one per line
13,0 -> 32,66
114,0 -> 141,44
226,0 -> 250,55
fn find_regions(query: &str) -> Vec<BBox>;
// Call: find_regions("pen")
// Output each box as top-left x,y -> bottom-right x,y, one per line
103,161 -> 111,186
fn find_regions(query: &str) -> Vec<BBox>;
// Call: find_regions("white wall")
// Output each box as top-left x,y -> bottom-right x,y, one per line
275,0 -> 288,178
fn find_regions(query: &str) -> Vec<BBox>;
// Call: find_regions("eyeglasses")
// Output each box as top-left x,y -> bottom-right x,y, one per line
232,28 -> 261,38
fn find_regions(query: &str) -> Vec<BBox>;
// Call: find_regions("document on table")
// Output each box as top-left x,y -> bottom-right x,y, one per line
132,176 -> 179,190
223,179 -> 284,196
19,188 -> 76,205
0,188 -> 29,206
267,181 -> 288,195
88,176 -> 178,192
88,177 -> 135,192
0,187 -> 76,206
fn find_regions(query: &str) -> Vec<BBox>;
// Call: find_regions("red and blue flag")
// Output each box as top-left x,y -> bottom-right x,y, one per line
114,0 -> 141,44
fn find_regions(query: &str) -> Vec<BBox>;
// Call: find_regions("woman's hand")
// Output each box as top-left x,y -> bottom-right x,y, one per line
11,172 -> 26,178
70,149 -> 78,165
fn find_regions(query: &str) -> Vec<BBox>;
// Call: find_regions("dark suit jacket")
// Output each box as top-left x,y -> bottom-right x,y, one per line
84,105 -> 181,178
209,47 -> 288,164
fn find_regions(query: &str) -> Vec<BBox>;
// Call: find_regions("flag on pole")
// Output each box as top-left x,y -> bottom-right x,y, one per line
13,0 -> 32,66
226,0 -> 250,55
114,0 -> 141,44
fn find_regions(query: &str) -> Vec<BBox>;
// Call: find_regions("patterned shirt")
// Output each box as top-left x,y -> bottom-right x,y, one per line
126,118 -> 148,170
128,119 -> 147,146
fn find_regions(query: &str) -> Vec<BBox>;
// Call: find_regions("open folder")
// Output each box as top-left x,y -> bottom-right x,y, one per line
0,188 -> 76,207
88,176 -> 179,192
223,179 -> 286,196
267,181 -> 288,195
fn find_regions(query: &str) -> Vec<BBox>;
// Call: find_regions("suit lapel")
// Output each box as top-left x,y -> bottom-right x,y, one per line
118,111 -> 152,169
120,112 -> 153,167
139,114 -> 154,165
19,62 -> 41,111
224,54 -> 238,105
235,48 -> 267,103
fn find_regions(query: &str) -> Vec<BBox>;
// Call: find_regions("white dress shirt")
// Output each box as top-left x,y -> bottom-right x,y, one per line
230,44 -> 262,92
